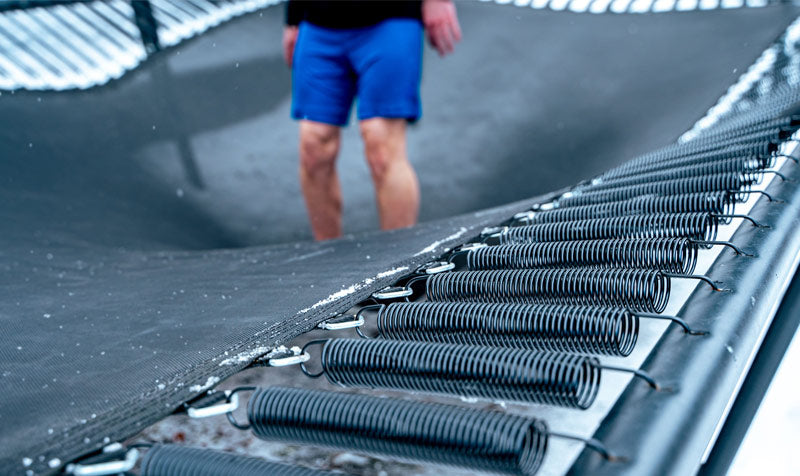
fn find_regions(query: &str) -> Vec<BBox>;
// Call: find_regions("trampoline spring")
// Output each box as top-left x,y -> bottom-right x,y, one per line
681,116 -> 799,145
140,444 -> 329,476
374,302 -> 641,356
517,192 -> 736,225
556,173 -> 757,208
602,151 -> 776,182
581,158 -> 769,193
604,145 -> 779,181
425,268 -> 671,313
495,213 -> 719,244
300,338 -> 602,407
618,129 -> 777,168
362,301 -> 706,350
247,386 -> 549,475
466,238 -> 701,275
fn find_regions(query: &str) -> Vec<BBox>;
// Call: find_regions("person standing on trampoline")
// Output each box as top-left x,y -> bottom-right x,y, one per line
283,0 -> 461,240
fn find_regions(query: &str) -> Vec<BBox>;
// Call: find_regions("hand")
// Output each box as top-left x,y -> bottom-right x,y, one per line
422,0 -> 461,57
283,26 -> 299,67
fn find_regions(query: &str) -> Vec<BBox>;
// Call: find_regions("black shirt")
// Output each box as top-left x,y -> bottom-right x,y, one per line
286,1 -> 422,29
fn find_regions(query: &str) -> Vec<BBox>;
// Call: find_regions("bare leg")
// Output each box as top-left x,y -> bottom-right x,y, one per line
360,118 -> 420,230
299,120 -> 343,240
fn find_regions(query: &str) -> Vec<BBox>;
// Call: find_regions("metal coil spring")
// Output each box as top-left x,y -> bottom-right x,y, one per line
426,268 -> 670,313
604,143 -> 775,180
670,127 -> 783,154
376,302 -> 638,357
601,151 -> 775,182
619,129 -> 775,166
140,444 -> 329,476
604,143 -> 770,180
582,157 -> 766,193
469,238 -> 698,275
316,338 -> 601,408
557,174 -> 753,208
695,114 -> 794,140
499,213 -> 718,244
527,192 -> 735,224
685,116 -> 796,145
703,115 -> 796,137
248,386 -> 549,476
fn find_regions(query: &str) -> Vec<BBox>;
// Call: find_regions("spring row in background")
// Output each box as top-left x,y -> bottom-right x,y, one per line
468,238 -> 699,275
140,444 -> 329,476
617,126 -> 776,166
600,150 -> 775,182
602,143 -> 776,181
580,157 -> 767,193
498,213 -> 718,244
684,116 -> 797,145
320,338 -> 600,408
604,140 -> 770,179
695,112 -> 798,144
426,268 -> 670,313
673,124 -> 784,152
375,302 -> 639,357
556,174 -> 754,208
248,386 -> 549,476
525,192 -> 735,224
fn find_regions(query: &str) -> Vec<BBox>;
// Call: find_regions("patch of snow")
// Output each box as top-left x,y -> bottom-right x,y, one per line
414,227 -> 468,256
297,266 -> 409,314
218,345 -> 271,367
189,376 -> 220,393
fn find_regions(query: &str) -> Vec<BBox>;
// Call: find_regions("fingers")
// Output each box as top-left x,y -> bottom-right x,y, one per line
283,27 -> 298,68
283,42 -> 294,68
449,15 -> 462,43
430,20 -> 458,56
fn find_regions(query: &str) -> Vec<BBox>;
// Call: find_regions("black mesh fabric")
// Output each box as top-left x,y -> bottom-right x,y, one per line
1,2 -> 798,475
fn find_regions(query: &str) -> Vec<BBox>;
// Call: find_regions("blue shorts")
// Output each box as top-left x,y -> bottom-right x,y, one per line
291,19 -> 423,126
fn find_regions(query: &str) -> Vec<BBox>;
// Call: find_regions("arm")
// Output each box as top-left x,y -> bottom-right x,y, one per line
283,0 -> 304,67
422,0 -> 462,57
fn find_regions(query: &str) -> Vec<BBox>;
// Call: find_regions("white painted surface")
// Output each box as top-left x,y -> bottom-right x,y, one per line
729,327 -> 800,476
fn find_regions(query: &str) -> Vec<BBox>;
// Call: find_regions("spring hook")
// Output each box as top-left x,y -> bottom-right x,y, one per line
689,239 -> 754,257
250,346 -> 311,367
317,314 -> 365,331
65,444 -> 140,476
659,272 -> 730,293
594,363 -> 670,392
372,286 -> 413,301
634,312 -> 708,336
548,432 -> 627,463
416,260 -> 456,275
711,213 -> 770,228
